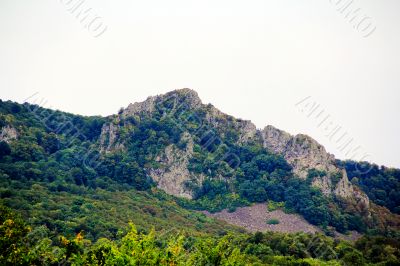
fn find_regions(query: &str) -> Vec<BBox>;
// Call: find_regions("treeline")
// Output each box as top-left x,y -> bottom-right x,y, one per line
2,205 -> 399,265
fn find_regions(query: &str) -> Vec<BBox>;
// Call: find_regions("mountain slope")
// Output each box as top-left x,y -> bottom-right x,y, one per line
0,89 -> 399,237
99,89 -> 363,201
95,88 -> 398,232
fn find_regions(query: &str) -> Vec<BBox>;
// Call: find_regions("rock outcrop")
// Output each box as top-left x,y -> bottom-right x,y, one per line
123,96 -> 157,118
98,88 -> 258,196
122,88 -> 202,119
334,170 -> 354,199
335,170 -> 370,212
97,88 -> 370,209
261,125 -> 369,208
99,122 -> 124,153
203,104 -> 258,144
261,125 -> 338,179
149,132 -> 203,199
0,125 -> 18,143
236,120 -> 258,144
311,175 -> 332,196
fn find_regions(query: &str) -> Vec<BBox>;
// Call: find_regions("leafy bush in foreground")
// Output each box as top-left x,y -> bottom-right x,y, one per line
1,205 -> 400,265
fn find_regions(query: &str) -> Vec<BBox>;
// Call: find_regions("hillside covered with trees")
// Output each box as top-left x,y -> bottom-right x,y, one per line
1,90 -> 400,265
2,205 -> 400,265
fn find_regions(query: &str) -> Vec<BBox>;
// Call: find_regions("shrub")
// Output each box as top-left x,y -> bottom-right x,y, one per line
267,201 -> 285,212
266,219 -> 280,225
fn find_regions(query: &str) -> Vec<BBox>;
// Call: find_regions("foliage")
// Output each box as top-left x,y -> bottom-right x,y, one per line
339,160 -> 400,214
2,206 -> 399,265
0,178 -> 237,242
0,205 -> 32,265
267,201 -> 285,212
0,99 -> 379,235
266,219 -> 280,225
1,99 -> 399,265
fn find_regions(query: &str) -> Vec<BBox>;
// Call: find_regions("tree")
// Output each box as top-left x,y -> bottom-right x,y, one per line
42,133 -> 60,154
0,205 -> 31,265
0,141 -> 11,159
342,250 -> 365,265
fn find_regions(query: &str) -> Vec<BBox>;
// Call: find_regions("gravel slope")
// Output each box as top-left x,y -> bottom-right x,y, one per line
203,203 -> 320,233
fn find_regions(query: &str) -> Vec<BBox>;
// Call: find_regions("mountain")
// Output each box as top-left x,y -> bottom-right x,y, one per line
1,90 -> 400,265
97,89 -> 390,225
100,89 -> 354,197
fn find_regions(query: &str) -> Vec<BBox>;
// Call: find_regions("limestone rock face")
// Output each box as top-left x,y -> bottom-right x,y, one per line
352,188 -> 370,213
101,88 -> 258,197
204,104 -> 257,144
0,125 -> 18,143
261,125 -> 337,179
236,120 -> 257,144
99,122 -> 124,153
261,125 -> 369,208
97,89 -> 370,210
123,96 -> 157,118
149,132 -> 202,199
311,175 -> 332,196
334,170 -> 354,199
335,170 -> 370,212
98,90 -> 205,197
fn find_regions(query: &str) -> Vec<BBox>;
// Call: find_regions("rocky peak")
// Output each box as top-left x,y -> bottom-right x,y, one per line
97,89 -> 370,209
261,125 -> 292,155
237,119 -> 257,144
122,88 -> 202,119
171,88 -> 203,107
123,96 -> 157,118
203,104 -> 257,144
105,88 -> 257,148
100,88 -> 203,152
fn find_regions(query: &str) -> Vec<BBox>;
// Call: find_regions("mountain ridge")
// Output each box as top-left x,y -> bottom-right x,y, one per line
1,90 -> 399,236
99,88 -> 369,207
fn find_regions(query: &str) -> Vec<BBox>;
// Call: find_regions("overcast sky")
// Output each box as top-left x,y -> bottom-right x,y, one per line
1,0 -> 399,168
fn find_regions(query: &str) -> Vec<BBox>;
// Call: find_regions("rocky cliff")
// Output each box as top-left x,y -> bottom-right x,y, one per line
261,125 -> 369,209
122,88 -> 202,119
149,132 -> 204,199
0,125 -> 18,143
99,122 -> 124,153
261,125 -> 338,179
98,88 -> 370,208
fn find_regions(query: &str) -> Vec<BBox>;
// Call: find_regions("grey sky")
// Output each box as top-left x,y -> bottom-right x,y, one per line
0,0 -> 399,167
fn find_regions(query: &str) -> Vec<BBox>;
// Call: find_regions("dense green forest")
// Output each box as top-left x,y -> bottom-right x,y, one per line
1,96 -> 400,265
2,205 -> 400,265
338,160 -> 400,214
0,98 -> 374,234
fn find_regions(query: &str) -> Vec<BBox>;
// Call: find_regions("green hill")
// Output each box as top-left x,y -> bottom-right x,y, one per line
1,90 -> 400,265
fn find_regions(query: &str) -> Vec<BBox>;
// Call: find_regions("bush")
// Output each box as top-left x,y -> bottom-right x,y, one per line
266,219 -> 280,225
267,201 -> 284,212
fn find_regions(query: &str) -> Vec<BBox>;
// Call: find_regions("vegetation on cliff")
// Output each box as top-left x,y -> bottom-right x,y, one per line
1,93 -> 400,265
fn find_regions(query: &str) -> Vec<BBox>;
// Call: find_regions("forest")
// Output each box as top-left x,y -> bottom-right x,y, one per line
1,98 -> 400,265
338,160 -> 400,214
2,205 -> 400,265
